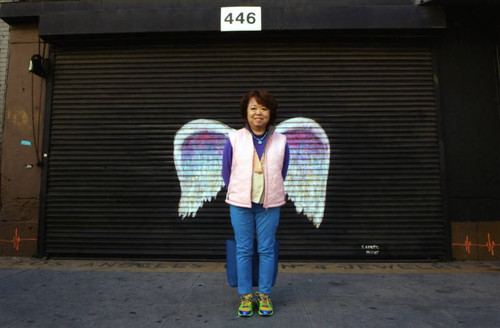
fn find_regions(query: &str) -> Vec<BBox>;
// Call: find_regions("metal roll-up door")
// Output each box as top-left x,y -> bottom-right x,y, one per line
43,35 -> 447,260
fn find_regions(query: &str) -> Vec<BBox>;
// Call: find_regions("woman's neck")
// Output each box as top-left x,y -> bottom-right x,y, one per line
250,126 -> 266,135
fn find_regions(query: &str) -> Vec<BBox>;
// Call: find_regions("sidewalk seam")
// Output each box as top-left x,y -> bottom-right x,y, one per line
160,273 -> 200,328
0,269 -> 29,280
292,274 -> 315,328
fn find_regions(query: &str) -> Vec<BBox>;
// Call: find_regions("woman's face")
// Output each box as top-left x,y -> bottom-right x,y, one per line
246,97 -> 270,133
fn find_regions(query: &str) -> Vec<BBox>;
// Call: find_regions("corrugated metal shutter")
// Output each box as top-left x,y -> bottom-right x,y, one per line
42,35 -> 447,260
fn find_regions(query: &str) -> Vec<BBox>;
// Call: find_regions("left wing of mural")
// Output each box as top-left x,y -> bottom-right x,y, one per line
174,119 -> 234,218
276,117 -> 330,229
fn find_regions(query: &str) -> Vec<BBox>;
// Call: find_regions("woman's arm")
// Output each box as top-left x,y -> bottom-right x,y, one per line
282,142 -> 290,180
222,139 -> 233,187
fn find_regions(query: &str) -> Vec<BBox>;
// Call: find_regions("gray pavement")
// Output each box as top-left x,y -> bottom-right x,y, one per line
1,261 -> 500,328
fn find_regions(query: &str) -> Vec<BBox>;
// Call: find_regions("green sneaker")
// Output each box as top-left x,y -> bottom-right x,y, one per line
256,292 -> 274,316
238,293 -> 254,317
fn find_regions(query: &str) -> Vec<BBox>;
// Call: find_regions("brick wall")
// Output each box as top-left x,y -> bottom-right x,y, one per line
0,1 -> 14,159
0,24 -> 42,256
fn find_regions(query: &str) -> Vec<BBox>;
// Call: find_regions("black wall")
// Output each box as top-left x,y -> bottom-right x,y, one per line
438,7 -> 500,222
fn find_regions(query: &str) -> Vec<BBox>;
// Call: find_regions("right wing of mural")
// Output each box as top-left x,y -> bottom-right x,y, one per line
174,119 -> 234,218
276,117 -> 331,228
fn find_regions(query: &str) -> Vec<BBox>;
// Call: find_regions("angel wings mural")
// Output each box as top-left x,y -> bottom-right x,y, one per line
173,118 -> 330,228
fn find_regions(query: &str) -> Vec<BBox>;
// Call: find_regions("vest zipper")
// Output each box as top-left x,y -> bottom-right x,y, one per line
263,133 -> 272,208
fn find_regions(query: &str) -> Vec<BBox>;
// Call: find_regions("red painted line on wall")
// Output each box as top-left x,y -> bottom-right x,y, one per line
0,229 -> 37,251
452,233 -> 497,256
1,228 -> 496,256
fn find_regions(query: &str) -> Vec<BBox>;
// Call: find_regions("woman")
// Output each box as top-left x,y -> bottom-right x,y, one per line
222,90 -> 290,317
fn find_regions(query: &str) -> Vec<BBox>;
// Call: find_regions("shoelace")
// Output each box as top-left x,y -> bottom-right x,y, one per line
240,297 -> 253,308
258,295 -> 271,307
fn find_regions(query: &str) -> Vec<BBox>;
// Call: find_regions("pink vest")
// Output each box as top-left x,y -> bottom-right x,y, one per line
226,128 -> 287,208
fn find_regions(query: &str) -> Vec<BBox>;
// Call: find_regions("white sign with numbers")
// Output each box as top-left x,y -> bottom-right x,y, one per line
220,7 -> 262,32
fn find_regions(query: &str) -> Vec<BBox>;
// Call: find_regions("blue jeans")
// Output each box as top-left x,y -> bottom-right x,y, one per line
230,203 -> 280,295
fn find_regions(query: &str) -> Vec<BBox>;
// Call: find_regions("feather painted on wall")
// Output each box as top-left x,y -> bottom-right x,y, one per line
276,118 -> 330,228
173,118 -> 330,228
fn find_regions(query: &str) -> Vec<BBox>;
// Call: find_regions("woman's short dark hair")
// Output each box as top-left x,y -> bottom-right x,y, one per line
240,90 -> 278,126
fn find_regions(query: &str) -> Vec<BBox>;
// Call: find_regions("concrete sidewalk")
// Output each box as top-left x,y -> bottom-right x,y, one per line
0,258 -> 499,328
